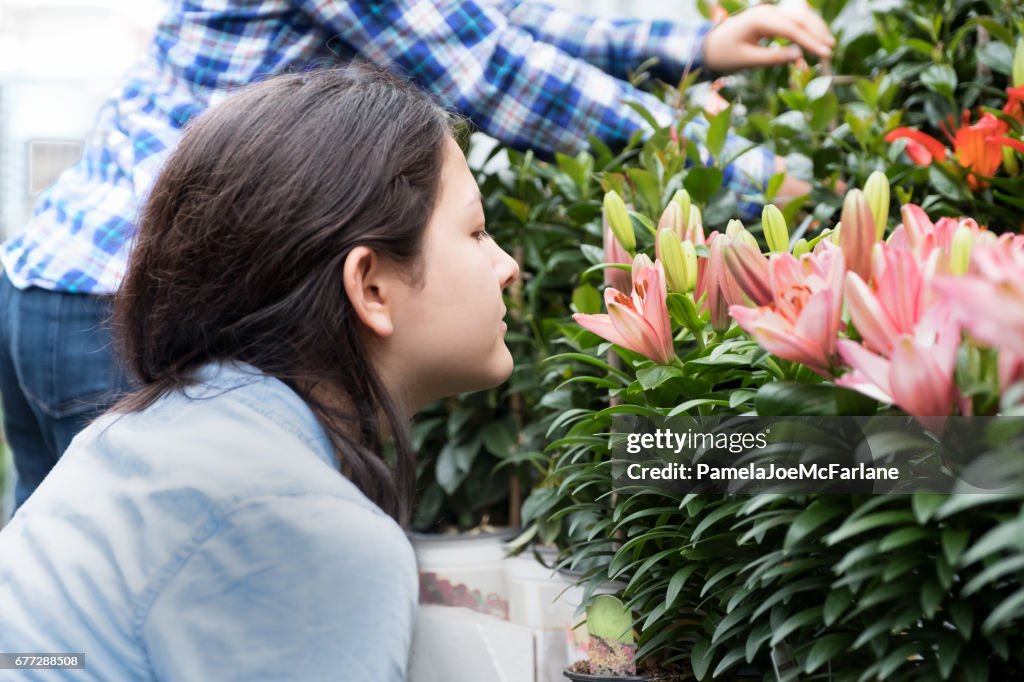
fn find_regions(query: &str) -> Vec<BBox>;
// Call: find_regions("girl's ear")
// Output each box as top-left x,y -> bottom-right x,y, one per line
343,246 -> 395,337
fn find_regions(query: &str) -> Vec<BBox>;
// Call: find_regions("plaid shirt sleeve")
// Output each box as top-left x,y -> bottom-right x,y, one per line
297,0 -> 774,219
500,1 -> 713,83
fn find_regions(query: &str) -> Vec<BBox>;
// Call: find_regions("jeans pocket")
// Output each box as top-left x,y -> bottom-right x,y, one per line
17,287 -> 130,419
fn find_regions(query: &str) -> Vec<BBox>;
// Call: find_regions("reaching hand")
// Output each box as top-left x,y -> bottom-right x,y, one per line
773,155 -> 811,204
702,2 -> 835,73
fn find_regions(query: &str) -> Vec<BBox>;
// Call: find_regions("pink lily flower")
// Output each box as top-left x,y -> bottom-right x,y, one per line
845,246 -> 931,356
999,352 -> 1024,393
603,216 -> 633,294
837,304 -> 960,431
574,257 -> 675,365
889,204 -> 985,266
700,233 -> 746,332
932,234 -> 1024,360
729,243 -> 846,375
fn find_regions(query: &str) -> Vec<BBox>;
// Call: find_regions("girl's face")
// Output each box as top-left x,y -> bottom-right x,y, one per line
379,137 -> 519,411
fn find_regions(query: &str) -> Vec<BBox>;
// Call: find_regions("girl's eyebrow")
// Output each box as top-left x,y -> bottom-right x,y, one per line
466,191 -> 484,209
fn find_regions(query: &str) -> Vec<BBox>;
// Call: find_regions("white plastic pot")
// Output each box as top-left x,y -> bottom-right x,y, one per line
502,545 -> 576,629
410,529 -> 518,621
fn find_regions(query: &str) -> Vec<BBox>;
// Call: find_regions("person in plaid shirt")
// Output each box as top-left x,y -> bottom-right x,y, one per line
0,0 -> 833,510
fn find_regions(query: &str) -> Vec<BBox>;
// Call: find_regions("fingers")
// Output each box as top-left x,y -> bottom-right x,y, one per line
703,4 -> 835,72
790,4 -> 836,53
752,9 -> 834,60
749,4 -> 835,59
736,44 -> 804,68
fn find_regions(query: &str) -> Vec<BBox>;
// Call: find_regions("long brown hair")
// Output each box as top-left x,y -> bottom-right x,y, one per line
114,66 -> 456,525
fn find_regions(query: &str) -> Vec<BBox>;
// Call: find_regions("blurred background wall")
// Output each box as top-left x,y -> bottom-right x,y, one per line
0,0 -> 161,240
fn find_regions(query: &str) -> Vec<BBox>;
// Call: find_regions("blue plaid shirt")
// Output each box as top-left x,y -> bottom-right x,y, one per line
3,0 -> 774,295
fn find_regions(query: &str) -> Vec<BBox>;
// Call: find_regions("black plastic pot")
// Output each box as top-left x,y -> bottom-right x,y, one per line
563,671 -> 659,682
562,670 -> 680,682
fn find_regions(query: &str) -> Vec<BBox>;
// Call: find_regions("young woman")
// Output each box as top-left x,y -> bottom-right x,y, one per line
0,66 -> 519,680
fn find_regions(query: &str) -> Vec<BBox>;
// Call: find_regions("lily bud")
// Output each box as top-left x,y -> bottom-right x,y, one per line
900,204 -> 931,250
603,190 -> 635,254
657,201 -> 684,237
1015,38 -> 1024,88
949,224 -> 974,276
658,229 -> 697,293
761,204 -> 789,253
1004,146 -> 1021,176
672,189 -> 692,233
632,253 -> 654,272
726,219 -> 759,249
793,238 -> 810,257
975,230 -> 998,247
687,205 -> 706,245
862,170 -> 890,240
724,240 -> 773,306
839,189 -> 874,280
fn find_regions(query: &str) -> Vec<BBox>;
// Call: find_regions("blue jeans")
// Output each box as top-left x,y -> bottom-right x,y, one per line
0,272 -> 132,509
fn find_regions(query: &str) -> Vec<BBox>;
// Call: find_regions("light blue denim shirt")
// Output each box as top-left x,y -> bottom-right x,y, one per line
0,362 -> 417,681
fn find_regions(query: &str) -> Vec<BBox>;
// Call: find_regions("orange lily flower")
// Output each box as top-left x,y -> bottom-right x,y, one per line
952,112 -> 1024,188
886,110 -> 1024,189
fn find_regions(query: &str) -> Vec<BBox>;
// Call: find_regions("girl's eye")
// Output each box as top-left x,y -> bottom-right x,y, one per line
474,229 -> 493,241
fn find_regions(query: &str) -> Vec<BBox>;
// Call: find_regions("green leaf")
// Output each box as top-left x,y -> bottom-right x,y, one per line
754,382 -> 875,417
711,647 -> 747,679
623,100 -> 662,132
765,172 -> 786,201
665,565 -> 698,610
706,107 -> 732,161
805,76 -> 833,101
949,600 -> 973,638
666,292 -> 704,336
745,623 -> 771,663
784,499 -> 846,551
875,643 -> 921,679
823,587 -> 853,627
825,510 -> 915,545
921,64 -> 957,99
936,634 -> 962,680
770,606 -> 821,646
942,527 -> 970,566
961,513 -> 1024,565
500,196 -> 530,223
691,639 -> 713,680
963,554 -> 1024,596
636,365 -> 684,391
712,603 -> 754,645
626,167 -> 662,217
911,492 -> 946,524
878,526 -> 930,552
983,586 -> 1024,633
977,40 -> 1013,76
920,577 -> 945,617
435,437 -> 480,494
683,166 -> 724,205
804,633 -> 853,674
481,421 -> 516,458
571,284 -> 602,315
928,165 -> 964,201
